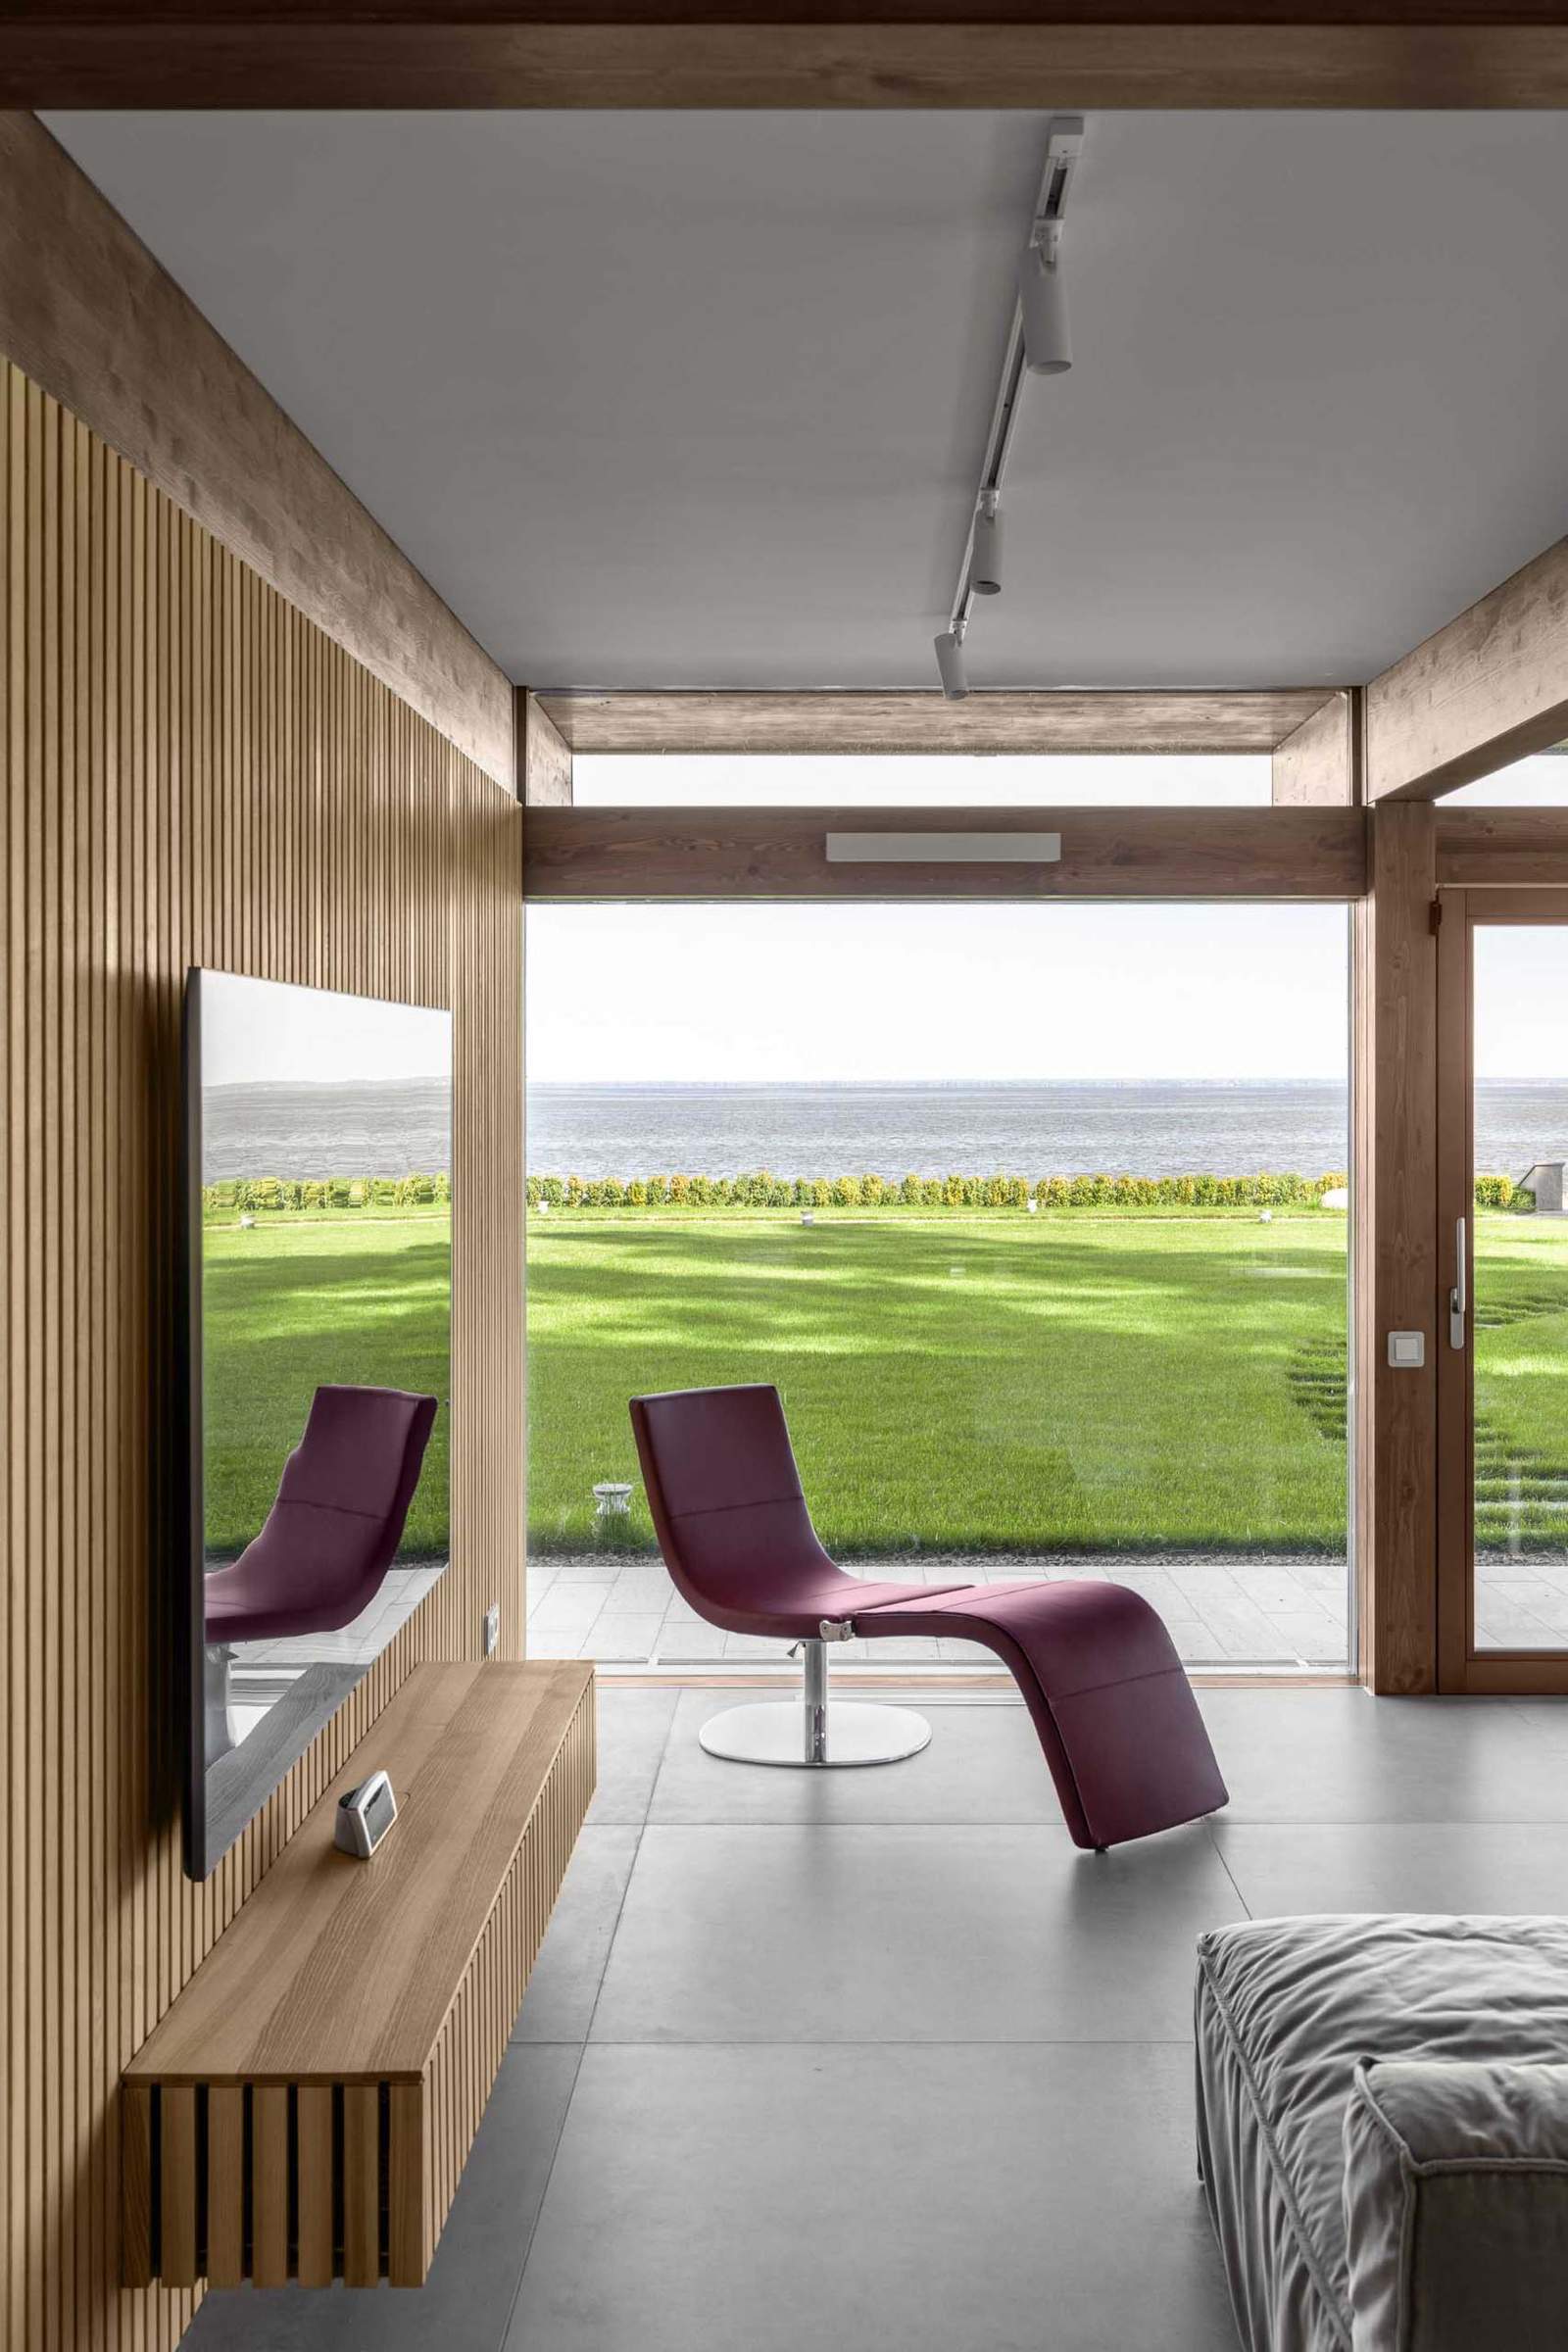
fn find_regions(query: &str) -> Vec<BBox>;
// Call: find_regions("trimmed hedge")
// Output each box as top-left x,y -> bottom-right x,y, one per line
203,1173 -> 450,1214
525,1167 -> 1355,1210
203,1167 -> 1521,1216
526,1169 -> 1529,1212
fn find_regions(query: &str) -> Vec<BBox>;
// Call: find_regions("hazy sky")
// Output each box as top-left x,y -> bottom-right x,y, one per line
575,749 -> 1567,810
575,754 -> 1273,807
527,902 -> 1352,1084
199,972 -> 451,1087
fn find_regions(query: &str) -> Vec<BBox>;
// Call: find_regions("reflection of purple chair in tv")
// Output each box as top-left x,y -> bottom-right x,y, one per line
206,1384 -> 438,1645
630,1384 -> 1227,1850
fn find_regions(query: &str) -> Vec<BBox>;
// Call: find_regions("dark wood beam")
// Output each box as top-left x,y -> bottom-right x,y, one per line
522,804 -> 1367,899
6,9 -> 1568,109
537,689 -> 1336,759
1365,537 -> 1568,805
1436,808 -> 1568,885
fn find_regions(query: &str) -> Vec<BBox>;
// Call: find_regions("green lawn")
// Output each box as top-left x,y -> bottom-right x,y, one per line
197,1201 -> 1568,1567
526,1207 -> 1353,1559
202,1211 -> 451,1557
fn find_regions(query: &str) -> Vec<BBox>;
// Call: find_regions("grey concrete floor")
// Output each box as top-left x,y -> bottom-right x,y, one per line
186,1683 -> 1568,2352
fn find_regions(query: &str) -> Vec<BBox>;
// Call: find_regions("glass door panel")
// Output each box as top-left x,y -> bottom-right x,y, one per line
1438,893 -> 1568,1686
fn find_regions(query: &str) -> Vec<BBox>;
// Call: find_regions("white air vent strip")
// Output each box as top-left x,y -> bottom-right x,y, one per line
824,831 -> 1062,864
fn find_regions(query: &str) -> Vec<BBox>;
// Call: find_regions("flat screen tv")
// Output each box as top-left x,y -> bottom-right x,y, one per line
179,968 -> 453,1880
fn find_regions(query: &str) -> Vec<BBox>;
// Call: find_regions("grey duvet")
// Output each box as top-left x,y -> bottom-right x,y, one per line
1195,1914 -> 1568,2352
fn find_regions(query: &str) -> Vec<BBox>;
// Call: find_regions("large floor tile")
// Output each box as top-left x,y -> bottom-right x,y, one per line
1198,1687 -> 1568,1822
514,1825 -> 641,2043
585,1687 -> 678,1825
1513,1697 -> 1568,1749
1212,1819 -> 1568,1919
649,1690 -> 1059,1825
185,2044 -> 578,2352
505,2042 -> 1235,2352
591,1821 -> 1243,2044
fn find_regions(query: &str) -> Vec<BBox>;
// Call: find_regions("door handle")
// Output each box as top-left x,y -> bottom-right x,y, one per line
1449,1216 -> 1467,1350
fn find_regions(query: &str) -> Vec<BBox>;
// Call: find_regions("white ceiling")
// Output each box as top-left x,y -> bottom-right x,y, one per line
44,109 -> 1568,693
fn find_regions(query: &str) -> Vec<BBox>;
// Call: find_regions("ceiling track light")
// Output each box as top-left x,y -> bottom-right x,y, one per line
934,626 -> 969,701
933,115 -> 1084,697
970,491 -> 1004,597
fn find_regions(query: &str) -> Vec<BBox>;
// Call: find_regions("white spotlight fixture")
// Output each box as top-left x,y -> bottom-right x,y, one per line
1018,243 -> 1071,377
931,114 -> 1085,697
934,628 -> 968,701
970,493 -> 1004,597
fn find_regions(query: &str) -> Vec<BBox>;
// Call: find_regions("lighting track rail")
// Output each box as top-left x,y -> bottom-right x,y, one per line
936,115 -> 1084,701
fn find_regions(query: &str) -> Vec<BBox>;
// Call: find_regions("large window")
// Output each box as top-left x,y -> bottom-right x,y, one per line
525,902 -> 1351,1672
574,752 -> 1273,807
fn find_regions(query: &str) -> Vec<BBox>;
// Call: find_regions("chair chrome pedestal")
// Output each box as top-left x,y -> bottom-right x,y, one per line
698,1629 -> 931,1769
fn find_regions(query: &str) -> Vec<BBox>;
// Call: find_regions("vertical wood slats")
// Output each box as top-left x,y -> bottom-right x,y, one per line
204,2090 -> 243,2290
250,2090 -> 289,2289
294,2088 -> 334,2289
124,1680 -> 595,2293
340,2089 -> 380,2289
158,2090 -> 197,2292
0,354 -> 525,2348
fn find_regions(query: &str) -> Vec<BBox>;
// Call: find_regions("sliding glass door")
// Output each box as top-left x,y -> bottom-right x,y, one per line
1438,891 -> 1568,1690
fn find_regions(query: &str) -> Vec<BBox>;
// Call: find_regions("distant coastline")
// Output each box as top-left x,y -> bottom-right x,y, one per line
204,1074 -> 1566,1187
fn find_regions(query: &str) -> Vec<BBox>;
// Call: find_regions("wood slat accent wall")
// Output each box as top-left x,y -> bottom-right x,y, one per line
0,353 -> 524,2352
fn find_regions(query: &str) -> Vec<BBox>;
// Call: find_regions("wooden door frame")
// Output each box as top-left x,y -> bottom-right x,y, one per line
1437,885 -> 1568,1693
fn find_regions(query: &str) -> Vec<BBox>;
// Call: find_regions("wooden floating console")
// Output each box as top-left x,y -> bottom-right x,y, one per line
122,1661 -> 596,2290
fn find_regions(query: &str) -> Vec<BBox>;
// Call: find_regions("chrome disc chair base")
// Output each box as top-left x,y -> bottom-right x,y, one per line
699,1633 -> 931,1770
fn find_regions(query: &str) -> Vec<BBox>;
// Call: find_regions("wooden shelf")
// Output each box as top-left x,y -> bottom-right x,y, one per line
122,1661 -> 595,2290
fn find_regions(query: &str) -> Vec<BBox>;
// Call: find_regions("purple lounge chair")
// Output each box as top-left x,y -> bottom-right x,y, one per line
629,1383 -> 1227,1850
204,1383 -> 438,1644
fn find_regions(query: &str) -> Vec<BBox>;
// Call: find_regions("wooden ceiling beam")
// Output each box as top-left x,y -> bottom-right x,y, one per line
1364,537 -> 1568,803
1270,690 -> 1358,807
535,689 -> 1337,760
522,804 -> 1368,899
5,11 -> 1568,109
519,689 -> 573,807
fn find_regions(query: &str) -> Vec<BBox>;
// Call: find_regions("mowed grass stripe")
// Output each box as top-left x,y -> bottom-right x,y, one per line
526,1208 -> 1352,1559
195,1204 -> 1568,1570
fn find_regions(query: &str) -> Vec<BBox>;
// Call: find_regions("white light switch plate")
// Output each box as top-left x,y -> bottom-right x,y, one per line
1387,1331 -> 1425,1370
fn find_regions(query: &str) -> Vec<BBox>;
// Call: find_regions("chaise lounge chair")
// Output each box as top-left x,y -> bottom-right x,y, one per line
204,1383 -> 439,1644
629,1382 -> 1227,1850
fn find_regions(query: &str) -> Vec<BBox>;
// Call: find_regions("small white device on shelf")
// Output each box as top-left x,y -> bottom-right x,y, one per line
334,1769 -> 398,1858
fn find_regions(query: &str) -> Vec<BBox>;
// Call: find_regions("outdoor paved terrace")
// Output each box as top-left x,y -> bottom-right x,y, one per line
528,1555 -> 1354,1670
527,1555 -> 1568,1670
